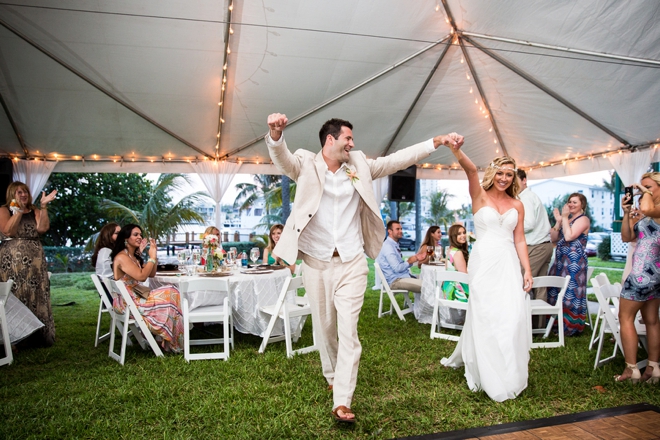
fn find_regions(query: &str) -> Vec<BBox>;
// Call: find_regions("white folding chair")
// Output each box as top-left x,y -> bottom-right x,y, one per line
294,263 -> 303,277
585,266 -> 595,329
105,278 -> 164,365
430,271 -> 469,341
91,274 -> 133,348
0,280 -> 14,367
178,277 -> 233,362
529,275 -> 570,348
259,275 -> 317,358
592,274 -> 648,370
588,271 -> 618,351
374,262 -> 414,321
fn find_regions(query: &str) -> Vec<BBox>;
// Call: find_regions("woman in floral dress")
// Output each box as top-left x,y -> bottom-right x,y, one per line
111,224 -> 184,353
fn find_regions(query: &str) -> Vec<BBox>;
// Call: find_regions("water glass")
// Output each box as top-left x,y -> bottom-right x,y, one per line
250,247 -> 260,265
191,248 -> 201,266
434,246 -> 443,262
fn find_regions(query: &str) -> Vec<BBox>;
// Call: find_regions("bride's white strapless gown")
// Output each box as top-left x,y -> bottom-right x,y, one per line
441,206 -> 531,402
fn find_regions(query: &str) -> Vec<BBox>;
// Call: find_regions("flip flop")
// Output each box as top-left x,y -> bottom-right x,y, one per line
332,405 -> 356,424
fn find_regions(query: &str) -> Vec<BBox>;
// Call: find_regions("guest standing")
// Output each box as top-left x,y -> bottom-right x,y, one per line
548,193 -> 590,336
0,182 -> 57,347
111,224 -> 184,353
616,172 -> 660,383
92,223 -> 120,278
516,169 -> 553,327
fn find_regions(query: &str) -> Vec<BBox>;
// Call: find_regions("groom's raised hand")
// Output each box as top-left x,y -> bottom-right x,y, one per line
267,113 -> 288,141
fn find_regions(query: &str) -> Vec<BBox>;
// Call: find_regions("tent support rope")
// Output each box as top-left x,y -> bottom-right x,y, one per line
0,17 -> 212,159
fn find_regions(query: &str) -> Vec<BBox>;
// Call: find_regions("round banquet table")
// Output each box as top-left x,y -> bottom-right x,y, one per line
152,268 -> 296,337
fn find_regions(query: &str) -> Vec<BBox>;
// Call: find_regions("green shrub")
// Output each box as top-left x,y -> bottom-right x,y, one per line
597,236 -> 611,260
43,247 -> 93,273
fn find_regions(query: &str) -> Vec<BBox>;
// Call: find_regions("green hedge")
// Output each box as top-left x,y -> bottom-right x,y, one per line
43,246 -> 93,273
597,236 -> 611,261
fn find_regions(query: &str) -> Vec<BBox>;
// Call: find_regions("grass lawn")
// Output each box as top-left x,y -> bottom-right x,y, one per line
1,259 -> 657,439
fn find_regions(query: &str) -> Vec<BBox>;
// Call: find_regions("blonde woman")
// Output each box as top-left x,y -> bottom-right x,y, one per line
616,172 -> 660,383
263,224 -> 294,272
440,149 -> 532,402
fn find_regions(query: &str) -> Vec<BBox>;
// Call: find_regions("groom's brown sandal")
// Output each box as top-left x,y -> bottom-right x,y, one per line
332,406 -> 355,424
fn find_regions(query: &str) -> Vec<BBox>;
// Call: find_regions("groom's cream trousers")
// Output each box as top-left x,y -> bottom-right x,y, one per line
301,252 -> 368,410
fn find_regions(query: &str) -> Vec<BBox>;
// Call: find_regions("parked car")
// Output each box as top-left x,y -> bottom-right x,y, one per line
398,237 -> 416,251
585,240 -> 598,257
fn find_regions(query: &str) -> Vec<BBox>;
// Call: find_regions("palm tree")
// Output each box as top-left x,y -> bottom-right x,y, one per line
601,171 -> 616,193
233,174 -> 285,229
424,190 -> 454,231
100,174 -> 209,242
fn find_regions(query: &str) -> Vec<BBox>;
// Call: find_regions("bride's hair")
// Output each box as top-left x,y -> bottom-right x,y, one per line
481,156 -> 520,198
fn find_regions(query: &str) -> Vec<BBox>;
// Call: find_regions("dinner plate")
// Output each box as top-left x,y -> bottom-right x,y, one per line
240,269 -> 274,274
156,271 -> 184,276
199,272 -> 233,277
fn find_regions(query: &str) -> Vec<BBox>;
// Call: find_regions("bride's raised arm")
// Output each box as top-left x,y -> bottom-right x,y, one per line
446,145 -> 484,210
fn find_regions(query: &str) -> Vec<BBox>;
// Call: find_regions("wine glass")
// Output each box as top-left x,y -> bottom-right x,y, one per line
177,250 -> 186,267
426,245 -> 434,262
434,246 -> 443,263
227,249 -> 237,268
191,248 -> 201,266
250,247 -> 260,266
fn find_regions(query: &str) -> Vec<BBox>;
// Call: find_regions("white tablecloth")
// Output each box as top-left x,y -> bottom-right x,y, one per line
152,269 -> 295,337
415,264 -> 466,326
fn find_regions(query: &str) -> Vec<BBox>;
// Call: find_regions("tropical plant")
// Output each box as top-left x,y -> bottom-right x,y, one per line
234,174 -> 293,230
99,174 -> 209,242
380,198 -> 414,221
601,171 -> 616,194
424,190 -> 454,230
42,172 -> 152,246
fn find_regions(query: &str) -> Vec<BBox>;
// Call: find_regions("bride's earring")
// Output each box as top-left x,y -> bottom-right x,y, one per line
124,240 -> 128,246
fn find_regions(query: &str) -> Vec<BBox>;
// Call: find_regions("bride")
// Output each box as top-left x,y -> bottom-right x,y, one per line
440,144 -> 533,402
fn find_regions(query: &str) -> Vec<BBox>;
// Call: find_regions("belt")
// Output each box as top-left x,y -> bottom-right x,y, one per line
332,249 -> 340,257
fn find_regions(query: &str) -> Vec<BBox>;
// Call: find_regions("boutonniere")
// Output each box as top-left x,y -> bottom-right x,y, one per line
345,167 -> 359,184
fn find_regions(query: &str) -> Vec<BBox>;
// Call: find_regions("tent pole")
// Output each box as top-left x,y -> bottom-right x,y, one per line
461,32 -> 660,67
463,35 -> 631,147
381,36 -> 452,156
0,17 -> 211,159
221,35 -> 452,160
0,91 -> 29,157
458,38 -> 508,156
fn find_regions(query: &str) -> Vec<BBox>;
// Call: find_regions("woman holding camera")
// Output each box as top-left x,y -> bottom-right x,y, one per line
616,172 -> 660,383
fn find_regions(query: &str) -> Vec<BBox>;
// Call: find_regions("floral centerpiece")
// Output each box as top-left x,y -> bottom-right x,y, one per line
202,234 -> 223,271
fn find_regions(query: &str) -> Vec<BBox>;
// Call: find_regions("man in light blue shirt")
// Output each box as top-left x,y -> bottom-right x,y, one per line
376,220 -> 422,293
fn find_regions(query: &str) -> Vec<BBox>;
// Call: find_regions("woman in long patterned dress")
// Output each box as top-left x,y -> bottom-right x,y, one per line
0,181 -> 58,347
547,193 -> 590,336
615,172 -> 660,383
111,224 -> 184,353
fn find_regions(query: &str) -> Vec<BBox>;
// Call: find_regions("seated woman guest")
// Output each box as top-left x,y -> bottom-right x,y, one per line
111,224 -> 184,353
0,181 -> 57,347
92,223 -> 120,278
616,172 -> 660,383
416,225 -> 442,266
263,224 -> 294,272
547,192 -> 590,336
442,224 -> 470,302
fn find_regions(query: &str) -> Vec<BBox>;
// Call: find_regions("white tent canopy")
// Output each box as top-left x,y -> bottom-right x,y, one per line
0,0 -> 659,179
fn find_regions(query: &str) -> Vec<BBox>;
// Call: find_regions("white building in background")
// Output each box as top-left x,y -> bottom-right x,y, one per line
529,181 -> 614,231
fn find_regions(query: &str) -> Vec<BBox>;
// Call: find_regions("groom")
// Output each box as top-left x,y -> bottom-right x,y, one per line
265,113 -> 463,423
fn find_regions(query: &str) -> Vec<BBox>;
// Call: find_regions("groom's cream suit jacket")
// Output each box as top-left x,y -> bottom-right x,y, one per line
266,135 -> 435,265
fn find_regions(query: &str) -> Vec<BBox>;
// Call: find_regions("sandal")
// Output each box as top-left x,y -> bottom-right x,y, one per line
332,405 -> 356,424
615,362 -> 641,384
642,360 -> 660,384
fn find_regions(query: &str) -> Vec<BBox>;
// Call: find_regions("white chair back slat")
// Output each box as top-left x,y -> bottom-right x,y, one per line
430,271 -> 469,341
